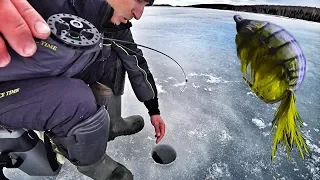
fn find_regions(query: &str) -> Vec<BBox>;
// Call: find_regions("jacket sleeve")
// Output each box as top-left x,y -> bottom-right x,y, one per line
111,27 -> 160,116
27,0 -> 108,30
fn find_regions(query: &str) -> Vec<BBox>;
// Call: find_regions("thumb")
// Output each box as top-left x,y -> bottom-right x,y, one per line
154,123 -> 160,137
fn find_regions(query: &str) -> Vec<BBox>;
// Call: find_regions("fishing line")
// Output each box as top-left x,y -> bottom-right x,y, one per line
102,37 -> 188,94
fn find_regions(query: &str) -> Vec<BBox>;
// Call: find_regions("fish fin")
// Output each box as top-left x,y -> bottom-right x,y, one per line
242,76 -> 253,88
271,92 -> 309,162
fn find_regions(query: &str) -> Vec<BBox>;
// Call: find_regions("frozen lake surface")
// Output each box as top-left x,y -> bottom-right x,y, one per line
4,7 -> 320,180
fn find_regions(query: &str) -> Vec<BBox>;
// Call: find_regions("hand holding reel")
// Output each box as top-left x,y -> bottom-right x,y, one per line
0,13 -> 101,179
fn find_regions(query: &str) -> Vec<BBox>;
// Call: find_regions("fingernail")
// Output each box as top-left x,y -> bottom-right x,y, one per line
0,52 -> 10,67
23,41 -> 37,56
35,21 -> 50,34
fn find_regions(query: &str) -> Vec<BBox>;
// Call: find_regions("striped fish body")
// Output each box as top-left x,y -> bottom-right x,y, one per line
233,15 -> 309,161
234,15 -> 306,103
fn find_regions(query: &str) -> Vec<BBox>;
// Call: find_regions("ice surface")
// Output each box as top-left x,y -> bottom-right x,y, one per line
4,7 -> 320,180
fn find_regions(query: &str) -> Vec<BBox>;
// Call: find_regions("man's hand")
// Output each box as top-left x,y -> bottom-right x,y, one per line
151,115 -> 166,144
0,0 -> 51,67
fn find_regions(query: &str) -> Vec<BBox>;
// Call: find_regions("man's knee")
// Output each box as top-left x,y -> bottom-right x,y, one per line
44,78 -> 110,166
44,78 -> 98,136
50,106 -> 110,166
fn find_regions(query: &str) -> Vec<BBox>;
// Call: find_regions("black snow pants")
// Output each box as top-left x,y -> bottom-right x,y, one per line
0,51 -> 119,137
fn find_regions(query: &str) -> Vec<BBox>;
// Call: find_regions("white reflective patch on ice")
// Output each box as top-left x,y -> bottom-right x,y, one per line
219,130 -> 233,142
247,91 -> 256,97
205,163 -> 231,179
173,82 -> 186,87
206,75 -> 223,84
156,83 -> 167,93
306,140 -> 320,154
192,83 -> 200,88
189,73 -> 198,77
188,130 -> 207,138
252,118 -> 266,129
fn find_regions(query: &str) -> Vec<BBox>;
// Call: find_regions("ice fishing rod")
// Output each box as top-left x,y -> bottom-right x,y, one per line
102,37 -> 188,94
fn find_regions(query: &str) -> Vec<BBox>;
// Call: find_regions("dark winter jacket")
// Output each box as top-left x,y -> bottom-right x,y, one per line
0,0 -> 160,116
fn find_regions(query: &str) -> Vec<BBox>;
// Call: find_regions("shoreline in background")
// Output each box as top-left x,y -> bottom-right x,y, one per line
153,4 -> 320,23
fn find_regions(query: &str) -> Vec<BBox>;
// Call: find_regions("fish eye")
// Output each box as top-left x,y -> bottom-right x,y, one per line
234,15 -> 242,22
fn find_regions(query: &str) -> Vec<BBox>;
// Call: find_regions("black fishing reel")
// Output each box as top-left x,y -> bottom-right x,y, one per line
47,13 -> 101,49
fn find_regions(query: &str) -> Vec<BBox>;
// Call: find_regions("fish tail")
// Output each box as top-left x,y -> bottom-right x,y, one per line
270,91 -> 309,162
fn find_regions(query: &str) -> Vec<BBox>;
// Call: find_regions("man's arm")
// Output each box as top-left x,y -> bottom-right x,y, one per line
110,26 -> 165,143
0,0 -> 50,67
111,26 -> 160,116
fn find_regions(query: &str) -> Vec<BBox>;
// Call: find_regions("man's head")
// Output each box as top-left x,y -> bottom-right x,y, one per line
106,0 -> 154,25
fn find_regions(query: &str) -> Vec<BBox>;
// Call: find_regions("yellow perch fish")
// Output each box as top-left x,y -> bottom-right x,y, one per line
233,15 -> 308,161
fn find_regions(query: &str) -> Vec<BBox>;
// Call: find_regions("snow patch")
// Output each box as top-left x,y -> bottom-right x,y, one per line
205,163 -> 231,179
206,75 -> 223,84
262,132 -> 271,137
306,140 -> 320,154
252,118 -> 266,129
188,130 -> 207,138
247,92 -> 256,96
189,73 -> 198,77
192,83 -> 200,88
219,130 -> 233,142
188,72 -> 235,84
173,82 -> 186,87
156,84 -> 167,93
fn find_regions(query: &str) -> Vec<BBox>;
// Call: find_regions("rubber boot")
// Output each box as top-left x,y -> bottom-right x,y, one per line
90,82 -> 144,141
77,153 -> 133,180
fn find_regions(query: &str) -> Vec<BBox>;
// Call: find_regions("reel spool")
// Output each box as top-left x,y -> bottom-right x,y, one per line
47,13 -> 101,49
